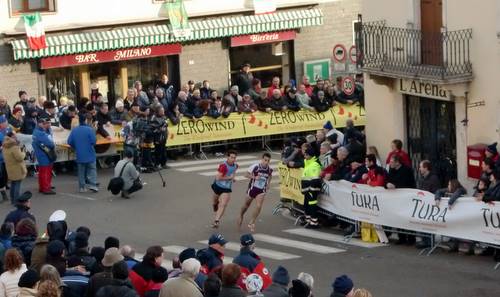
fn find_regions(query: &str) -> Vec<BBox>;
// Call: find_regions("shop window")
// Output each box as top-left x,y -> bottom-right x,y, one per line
127,58 -> 163,91
230,42 -> 293,88
45,67 -> 80,105
10,0 -> 56,15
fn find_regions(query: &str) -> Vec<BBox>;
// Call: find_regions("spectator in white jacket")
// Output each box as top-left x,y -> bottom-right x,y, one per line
0,249 -> 27,297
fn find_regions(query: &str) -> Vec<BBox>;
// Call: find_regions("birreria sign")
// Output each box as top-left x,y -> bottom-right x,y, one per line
319,180 -> 500,245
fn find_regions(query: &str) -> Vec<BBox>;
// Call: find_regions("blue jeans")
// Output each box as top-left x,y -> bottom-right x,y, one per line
10,180 -> 21,204
77,162 -> 97,189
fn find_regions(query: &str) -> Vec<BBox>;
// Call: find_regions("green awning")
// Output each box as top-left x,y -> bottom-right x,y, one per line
11,8 -> 323,60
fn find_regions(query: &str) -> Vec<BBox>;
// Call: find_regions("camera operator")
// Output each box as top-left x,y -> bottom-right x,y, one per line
133,106 -> 155,173
150,104 -> 168,169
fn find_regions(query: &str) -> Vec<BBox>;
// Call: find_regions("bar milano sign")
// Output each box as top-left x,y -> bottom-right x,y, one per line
398,79 -> 449,101
40,44 -> 182,69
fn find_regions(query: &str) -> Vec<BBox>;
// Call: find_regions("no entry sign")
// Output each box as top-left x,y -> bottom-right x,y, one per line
342,76 -> 355,96
333,44 -> 347,62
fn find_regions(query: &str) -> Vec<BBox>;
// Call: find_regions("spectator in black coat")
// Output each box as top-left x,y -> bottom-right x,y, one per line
417,160 -> 441,194
269,89 -> 287,111
284,88 -> 301,112
199,80 -> 213,99
481,170 -> 500,202
234,63 -> 253,96
96,104 -> 112,139
59,105 -> 77,130
311,91 -> 330,113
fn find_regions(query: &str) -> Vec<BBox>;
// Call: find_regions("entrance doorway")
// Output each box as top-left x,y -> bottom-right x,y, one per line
420,0 -> 443,66
406,95 -> 456,185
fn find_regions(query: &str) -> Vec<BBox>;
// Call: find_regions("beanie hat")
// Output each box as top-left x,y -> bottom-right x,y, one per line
487,142 -> 498,154
245,273 -> 263,293
46,240 -> 65,257
74,232 -> 89,249
104,236 -> 120,251
289,279 -> 310,297
272,266 -> 290,286
179,248 -> 196,263
333,275 -> 354,295
18,269 -> 40,288
323,121 -> 333,130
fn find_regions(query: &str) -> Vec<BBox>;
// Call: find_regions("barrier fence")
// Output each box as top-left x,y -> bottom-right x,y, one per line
17,104 -> 365,163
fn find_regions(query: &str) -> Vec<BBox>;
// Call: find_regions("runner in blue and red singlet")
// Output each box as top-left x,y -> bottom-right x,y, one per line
237,152 -> 273,232
211,150 -> 238,228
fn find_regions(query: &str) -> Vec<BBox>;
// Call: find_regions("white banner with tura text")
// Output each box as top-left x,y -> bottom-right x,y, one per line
318,180 -> 500,245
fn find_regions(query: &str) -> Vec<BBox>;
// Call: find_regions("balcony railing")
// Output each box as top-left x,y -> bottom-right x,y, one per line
356,21 -> 473,83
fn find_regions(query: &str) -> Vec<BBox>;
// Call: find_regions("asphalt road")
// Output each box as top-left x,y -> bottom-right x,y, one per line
0,152 -> 499,297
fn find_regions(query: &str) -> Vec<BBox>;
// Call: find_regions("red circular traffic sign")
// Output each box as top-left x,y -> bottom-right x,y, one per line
342,76 -> 355,96
333,44 -> 347,62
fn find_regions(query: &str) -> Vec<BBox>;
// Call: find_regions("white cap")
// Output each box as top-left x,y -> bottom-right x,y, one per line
49,210 -> 66,222
115,100 -> 124,108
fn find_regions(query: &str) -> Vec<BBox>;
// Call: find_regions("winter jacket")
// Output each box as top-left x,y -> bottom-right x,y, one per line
197,247 -> 223,275
11,235 -> 36,266
385,150 -> 412,168
345,165 -> 367,183
86,269 -> 115,297
363,165 -> 386,187
483,182 -> 500,202
2,135 -> 26,181
237,100 -> 257,113
158,274 -> 203,297
311,97 -> 330,112
296,93 -> 312,109
0,263 -> 27,297
4,205 -> 36,227
96,112 -> 112,138
386,165 -> 416,189
67,124 -> 97,164
17,287 -> 37,297
109,109 -> 126,125
262,283 -> 288,297
62,270 -> 89,297
29,236 -> 49,273
284,94 -> 301,112
95,280 -> 138,297
8,117 -> 23,132
235,71 -> 253,96
32,126 -> 55,166
129,261 -> 157,297
59,111 -> 76,130
232,247 -> 272,291
434,187 -> 467,206
268,97 -> 287,111
218,285 -> 245,297
418,173 -> 441,194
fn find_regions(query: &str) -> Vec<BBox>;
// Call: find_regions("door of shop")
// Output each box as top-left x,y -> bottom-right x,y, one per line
421,0 -> 443,66
89,63 -> 122,106
406,95 -> 456,185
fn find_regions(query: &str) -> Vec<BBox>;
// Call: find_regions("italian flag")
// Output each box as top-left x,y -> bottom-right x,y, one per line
23,12 -> 47,50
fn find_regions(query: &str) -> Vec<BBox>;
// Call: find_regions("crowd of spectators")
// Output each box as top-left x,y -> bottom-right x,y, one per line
281,120 -> 500,260
0,206 -> 375,297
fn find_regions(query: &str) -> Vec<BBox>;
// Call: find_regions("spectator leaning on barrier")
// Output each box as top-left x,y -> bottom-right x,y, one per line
435,179 -> 467,209
269,89 -> 287,112
225,86 -> 242,109
362,154 -> 386,187
480,169 -> 500,202
238,94 -> 257,113
311,91 -> 329,113
385,139 -> 412,169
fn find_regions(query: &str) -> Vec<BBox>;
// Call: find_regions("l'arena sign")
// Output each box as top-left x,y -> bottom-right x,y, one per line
41,44 -> 182,69
398,79 -> 449,101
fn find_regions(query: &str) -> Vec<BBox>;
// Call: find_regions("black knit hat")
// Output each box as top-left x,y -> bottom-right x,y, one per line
18,269 -> 40,288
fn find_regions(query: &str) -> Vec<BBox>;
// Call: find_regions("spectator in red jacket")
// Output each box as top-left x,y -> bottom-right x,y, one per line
129,245 -> 164,297
362,154 -> 386,187
385,139 -> 412,168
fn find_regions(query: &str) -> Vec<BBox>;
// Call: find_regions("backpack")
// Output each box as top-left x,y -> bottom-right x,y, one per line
107,161 -> 130,195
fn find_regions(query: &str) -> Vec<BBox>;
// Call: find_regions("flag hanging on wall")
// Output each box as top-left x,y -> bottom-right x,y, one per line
23,12 -> 47,50
165,0 -> 191,38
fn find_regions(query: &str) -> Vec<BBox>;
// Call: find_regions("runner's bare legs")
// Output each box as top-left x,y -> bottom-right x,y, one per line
248,194 -> 265,232
214,193 -> 231,224
237,196 -> 253,229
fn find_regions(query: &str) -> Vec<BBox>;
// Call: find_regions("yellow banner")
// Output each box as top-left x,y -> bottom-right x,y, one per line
277,162 -> 304,205
167,104 -> 365,146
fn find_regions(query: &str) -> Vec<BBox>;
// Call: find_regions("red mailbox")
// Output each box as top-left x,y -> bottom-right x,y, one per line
467,143 -> 487,179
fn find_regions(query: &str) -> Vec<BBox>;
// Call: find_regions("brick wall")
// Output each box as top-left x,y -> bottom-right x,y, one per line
0,39 -> 39,105
178,40 -> 229,94
294,0 -> 362,81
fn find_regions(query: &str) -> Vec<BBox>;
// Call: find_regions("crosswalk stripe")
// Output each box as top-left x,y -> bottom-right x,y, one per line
135,252 -> 173,269
163,245 -> 233,264
168,155 -> 257,167
198,241 -> 300,260
253,234 -> 345,254
177,160 -> 279,172
283,228 -> 387,248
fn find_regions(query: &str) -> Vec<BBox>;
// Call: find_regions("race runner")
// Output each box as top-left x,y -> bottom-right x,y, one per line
237,152 -> 273,232
211,150 -> 238,228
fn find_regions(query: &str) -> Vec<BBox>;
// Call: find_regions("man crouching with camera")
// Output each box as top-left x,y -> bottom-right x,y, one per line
114,150 -> 143,198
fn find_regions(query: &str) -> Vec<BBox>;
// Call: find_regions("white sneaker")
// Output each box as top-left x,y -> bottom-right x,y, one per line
87,185 -> 99,193
79,188 -> 87,193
